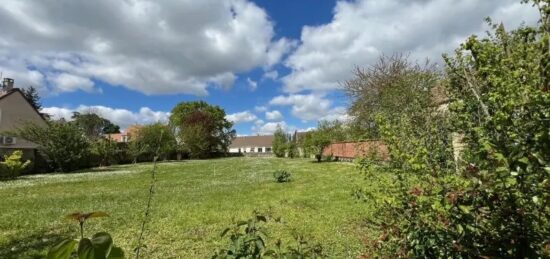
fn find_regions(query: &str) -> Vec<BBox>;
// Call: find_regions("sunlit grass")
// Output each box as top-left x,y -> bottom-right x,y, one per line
0,157 -> 372,258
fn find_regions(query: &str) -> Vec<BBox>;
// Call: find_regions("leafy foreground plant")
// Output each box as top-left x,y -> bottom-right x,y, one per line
0,150 -> 31,179
47,212 -> 124,259
273,170 -> 292,183
212,213 -> 325,259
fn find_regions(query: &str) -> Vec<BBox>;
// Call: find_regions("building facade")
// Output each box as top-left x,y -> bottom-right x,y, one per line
0,78 -> 47,161
228,135 -> 274,154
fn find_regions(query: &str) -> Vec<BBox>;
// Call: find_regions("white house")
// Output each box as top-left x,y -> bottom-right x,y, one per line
229,135 -> 274,154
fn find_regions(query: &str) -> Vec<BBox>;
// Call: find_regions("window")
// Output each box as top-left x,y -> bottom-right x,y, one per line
266,147 -> 272,152
258,147 -> 263,153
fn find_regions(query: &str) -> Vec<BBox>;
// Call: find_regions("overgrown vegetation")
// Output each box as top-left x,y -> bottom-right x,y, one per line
352,1 -> 550,257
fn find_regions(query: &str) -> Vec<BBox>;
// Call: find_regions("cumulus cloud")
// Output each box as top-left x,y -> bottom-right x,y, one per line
0,0 -> 293,95
41,105 -> 170,129
282,0 -> 539,93
265,110 -> 283,121
252,121 -> 287,135
226,110 -> 257,124
269,93 -> 347,121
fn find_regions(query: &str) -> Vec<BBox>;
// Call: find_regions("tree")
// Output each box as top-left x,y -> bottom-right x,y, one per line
91,138 -> 117,167
357,1 -> 550,257
272,126 -> 287,158
170,101 -> 235,158
127,140 -> 149,164
303,120 -> 347,162
134,123 -> 176,160
13,121 -> 90,172
71,111 -> 120,139
344,54 -> 438,139
22,86 -> 41,111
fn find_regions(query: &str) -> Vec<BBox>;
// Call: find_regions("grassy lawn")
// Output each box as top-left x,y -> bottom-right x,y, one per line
0,157 -> 373,258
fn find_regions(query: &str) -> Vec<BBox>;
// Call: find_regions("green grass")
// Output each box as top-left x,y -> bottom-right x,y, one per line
0,157 -> 372,258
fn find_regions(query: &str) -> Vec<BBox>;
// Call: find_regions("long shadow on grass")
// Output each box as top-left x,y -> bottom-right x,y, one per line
0,230 -> 68,259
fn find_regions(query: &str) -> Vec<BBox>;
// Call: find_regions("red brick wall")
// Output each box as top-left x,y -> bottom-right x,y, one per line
322,141 -> 389,160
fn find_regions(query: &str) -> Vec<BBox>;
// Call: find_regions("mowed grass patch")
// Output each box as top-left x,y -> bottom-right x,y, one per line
0,157 -> 371,258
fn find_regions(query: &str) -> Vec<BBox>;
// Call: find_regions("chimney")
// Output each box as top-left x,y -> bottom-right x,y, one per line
2,78 -> 14,91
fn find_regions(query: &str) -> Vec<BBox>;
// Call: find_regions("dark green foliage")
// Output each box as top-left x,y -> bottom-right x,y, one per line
170,101 -> 235,158
272,126 -> 287,158
14,121 -> 90,172
212,214 -> 269,258
22,86 -> 42,111
71,112 -> 120,138
273,170 -> 292,183
91,138 -> 118,167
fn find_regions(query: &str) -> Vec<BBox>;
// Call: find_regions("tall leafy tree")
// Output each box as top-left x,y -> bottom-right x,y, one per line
22,86 -> 42,111
71,112 -> 120,138
134,123 -> 176,160
272,126 -> 287,158
170,101 -> 235,158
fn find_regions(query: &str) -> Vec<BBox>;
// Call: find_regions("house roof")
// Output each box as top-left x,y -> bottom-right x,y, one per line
229,135 -> 274,148
0,88 -> 47,122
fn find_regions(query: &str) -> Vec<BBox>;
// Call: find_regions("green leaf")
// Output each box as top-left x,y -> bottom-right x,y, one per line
77,232 -> 114,259
78,238 -> 95,259
47,238 -> 78,259
107,246 -> 124,259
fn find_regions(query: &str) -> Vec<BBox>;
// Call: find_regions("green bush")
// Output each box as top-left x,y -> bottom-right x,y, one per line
0,150 -> 31,179
13,121 -> 90,172
273,170 -> 292,183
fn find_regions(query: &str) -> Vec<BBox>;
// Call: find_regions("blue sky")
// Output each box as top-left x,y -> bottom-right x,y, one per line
0,0 -> 539,135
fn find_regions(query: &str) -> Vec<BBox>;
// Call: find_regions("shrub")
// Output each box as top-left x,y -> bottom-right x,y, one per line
273,170 -> 292,183
0,150 -> 31,179
212,214 -> 269,258
13,121 -> 90,172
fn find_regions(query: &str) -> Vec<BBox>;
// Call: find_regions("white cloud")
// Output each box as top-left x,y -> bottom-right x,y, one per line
282,0 -> 539,93
252,121 -> 287,135
226,110 -> 257,124
270,93 -> 348,121
50,73 -> 96,93
247,77 -> 258,91
262,70 -> 278,81
41,105 -> 170,129
0,0 -> 293,95
265,110 -> 283,121
254,106 -> 268,112
254,119 -> 264,126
